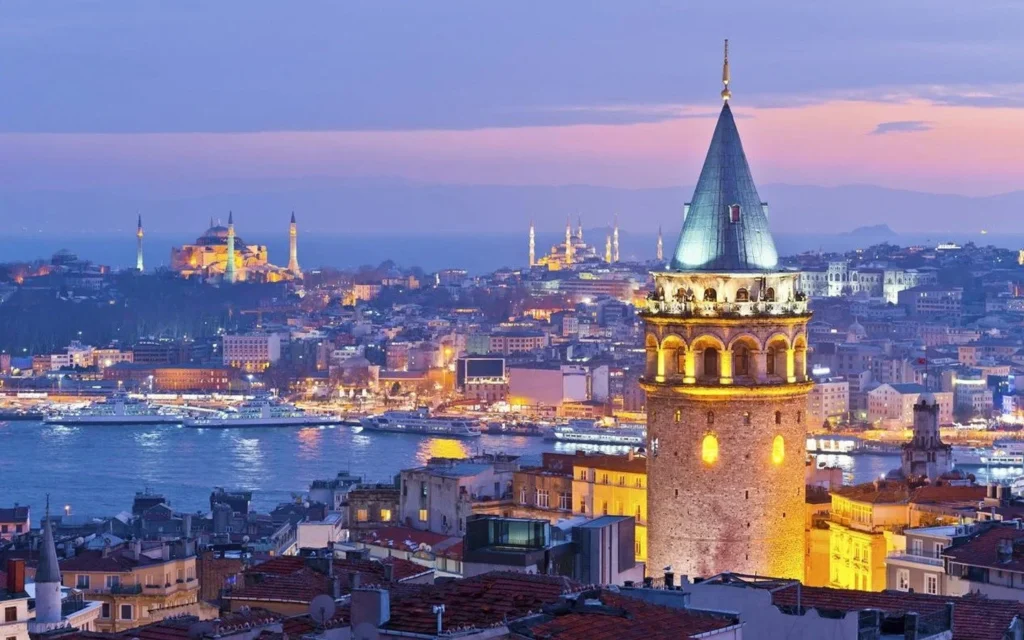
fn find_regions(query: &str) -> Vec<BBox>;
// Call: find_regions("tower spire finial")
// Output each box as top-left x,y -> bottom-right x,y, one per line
721,39 -> 731,102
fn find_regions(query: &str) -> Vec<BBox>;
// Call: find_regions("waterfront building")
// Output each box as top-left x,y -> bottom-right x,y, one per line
640,43 -> 811,580
60,540 -> 201,632
222,333 -> 282,372
807,375 -> 849,427
867,383 -> 953,428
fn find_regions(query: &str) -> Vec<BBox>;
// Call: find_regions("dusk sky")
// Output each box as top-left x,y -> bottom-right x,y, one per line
3,1 -> 1024,233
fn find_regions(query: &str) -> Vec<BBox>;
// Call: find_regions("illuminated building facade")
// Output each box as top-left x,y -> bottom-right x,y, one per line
641,43 -> 811,580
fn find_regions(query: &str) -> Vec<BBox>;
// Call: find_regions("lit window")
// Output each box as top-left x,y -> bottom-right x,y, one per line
772,435 -> 785,465
418,509 -> 428,522
702,434 -> 719,465
356,508 -> 369,522
674,409 -> 682,423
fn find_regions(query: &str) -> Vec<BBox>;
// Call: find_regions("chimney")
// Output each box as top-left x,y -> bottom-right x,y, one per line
997,538 -> 1013,564
183,513 -> 193,538
383,562 -> 394,583
161,543 -> 171,562
132,538 -> 142,560
6,559 -> 26,594
351,588 -> 390,629
664,570 -> 674,589
352,572 -> 361,591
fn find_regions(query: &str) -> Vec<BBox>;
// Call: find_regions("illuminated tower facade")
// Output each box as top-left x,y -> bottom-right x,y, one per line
657,226 -> 664,262
612,215 -> 620,262
287,212 -> 301,277
605,234 -> 613,263
136,214 -> 144,272
529,220 -> 536,267
225,211 -> 237,284
641,41 -> 811,581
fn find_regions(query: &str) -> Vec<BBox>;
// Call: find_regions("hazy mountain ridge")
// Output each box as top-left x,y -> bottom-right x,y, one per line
1,181 -> 1022,236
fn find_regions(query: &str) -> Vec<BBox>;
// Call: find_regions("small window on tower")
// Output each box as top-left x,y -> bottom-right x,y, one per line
729,204 -> 741,223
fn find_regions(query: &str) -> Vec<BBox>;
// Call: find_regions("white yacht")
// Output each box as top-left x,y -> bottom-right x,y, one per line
544,421 -> 646,446
953,441 -> 1024,467
359,409 -> 482,438
184,396 -> 339,428
44,393 -> 182,425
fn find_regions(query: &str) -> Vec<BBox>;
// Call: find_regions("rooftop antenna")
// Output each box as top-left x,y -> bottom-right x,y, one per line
721,39 -> 731,102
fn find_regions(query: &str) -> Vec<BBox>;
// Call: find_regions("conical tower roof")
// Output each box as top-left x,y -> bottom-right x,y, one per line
669,99 -> 779,271
37,501 -> 62,584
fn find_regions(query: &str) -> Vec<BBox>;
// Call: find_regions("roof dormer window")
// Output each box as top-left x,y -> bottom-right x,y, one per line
729,204 -> 741,223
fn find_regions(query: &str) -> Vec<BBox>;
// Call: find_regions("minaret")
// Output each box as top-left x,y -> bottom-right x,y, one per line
528,220 -> 536,267
564,216 -> 574,265
287,212 -> 301,277
576,215 -> 584,241
225,211 -> 237,284
605,234 -> 613,263
136,214 -> 144,272
642,42 -> 809,581
612,215 -> 620,262
33,496 -> 63,627
656,226 -> 664,262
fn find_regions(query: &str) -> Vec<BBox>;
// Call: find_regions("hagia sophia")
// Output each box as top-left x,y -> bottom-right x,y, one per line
169,213 -> 302,283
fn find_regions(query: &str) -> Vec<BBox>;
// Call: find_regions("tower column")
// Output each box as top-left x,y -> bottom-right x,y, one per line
719,348 -> 734,385
751,349 -> 767,382
683,351 -> 696,384
785,348 -> 797,383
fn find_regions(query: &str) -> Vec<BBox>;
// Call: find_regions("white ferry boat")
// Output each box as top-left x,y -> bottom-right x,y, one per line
184,396 -> 339,428
954,441 -> 1024,467
358,409 -> 482,438
44,393 -> 182,425
544,421 -> 646,446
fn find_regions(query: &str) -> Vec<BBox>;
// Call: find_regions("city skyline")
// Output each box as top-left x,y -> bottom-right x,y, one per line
3,2 -> 1024,236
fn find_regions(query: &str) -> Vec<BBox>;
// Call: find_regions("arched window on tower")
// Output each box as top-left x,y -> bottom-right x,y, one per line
743,412 -> 752,426
729,204 -> 741,223
703,288 -> 717,302
707,411 -> 715,425
766,348 -> 777,375
703,348 -> 719,380
674,409 -> 682,423
733,345 -> 750,377
735,288 -> 749,302
765,287 -> 776,302
775,411 -> 782,425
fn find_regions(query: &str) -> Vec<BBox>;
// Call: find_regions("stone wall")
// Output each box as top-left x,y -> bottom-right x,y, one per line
646,386 -> 809,581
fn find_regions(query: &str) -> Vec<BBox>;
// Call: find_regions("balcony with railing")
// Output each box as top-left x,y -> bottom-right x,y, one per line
641,298 -> 810,319
887,551 -> 944,567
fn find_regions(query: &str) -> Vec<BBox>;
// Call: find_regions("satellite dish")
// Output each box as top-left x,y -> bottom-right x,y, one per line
187,621 -> 215,640
309,594 -> 337,626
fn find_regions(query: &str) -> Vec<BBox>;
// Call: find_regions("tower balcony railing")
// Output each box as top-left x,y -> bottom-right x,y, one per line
641,298 -> 810,319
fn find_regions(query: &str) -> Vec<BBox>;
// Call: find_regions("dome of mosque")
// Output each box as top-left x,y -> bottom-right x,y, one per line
846,319 -> 867,342
195,224 -> 246,247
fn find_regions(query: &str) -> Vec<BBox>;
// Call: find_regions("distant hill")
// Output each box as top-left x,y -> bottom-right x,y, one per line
2,180 -> 1023,236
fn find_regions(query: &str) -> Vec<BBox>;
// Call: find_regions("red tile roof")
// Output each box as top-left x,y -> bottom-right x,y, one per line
353,527 -> 464,560
772,586 -> 1024,640
47,610 -> 283,640
519,590 -> 739,640
944,526 -> 1024,571
384,571 -> 580,635
227,555 -> 431,605
910,485 -> 986,504
60,548 -> 166,573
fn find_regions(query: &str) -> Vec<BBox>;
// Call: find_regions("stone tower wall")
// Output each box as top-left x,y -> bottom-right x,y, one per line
646,386 -> 808,580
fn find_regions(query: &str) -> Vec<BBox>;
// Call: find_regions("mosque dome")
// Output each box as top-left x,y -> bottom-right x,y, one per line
196,224 -> 246,247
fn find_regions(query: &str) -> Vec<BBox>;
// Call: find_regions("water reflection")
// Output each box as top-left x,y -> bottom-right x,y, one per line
296,427 -> 322,461
231,435 -> 266,489
416,438 -> 470,464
